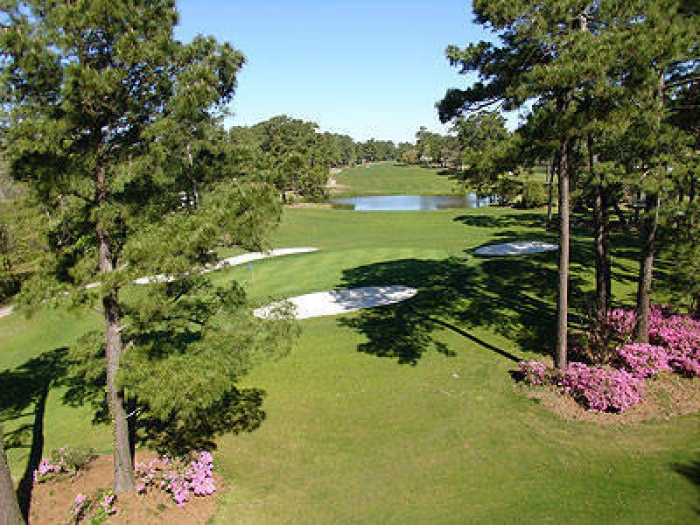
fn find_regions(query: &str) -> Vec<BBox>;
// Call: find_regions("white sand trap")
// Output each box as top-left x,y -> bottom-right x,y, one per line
133,247 -> 318,285
0,305 -> 13,319
254,285 -> 418,320
474,241 -> 558,256
0,248 -> 320,318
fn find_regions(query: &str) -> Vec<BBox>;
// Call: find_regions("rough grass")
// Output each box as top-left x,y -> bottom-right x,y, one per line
1,185 -> 699,522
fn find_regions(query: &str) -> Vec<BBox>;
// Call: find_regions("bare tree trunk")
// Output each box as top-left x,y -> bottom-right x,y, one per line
555,137 -> 571,370
635,192 -> 661,343
186,142 -> 199,209
589,136 -> 612,322
635,73 -> 666,344
0,427 -> 25,525
95,162 -> 135,494
612,199 -> 630,233
546,154 -> 558,230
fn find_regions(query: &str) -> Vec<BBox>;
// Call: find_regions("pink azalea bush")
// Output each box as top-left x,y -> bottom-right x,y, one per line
34,446 -> 97,483
605,308 -> 637,343
135,451 -> 216,508
517,303 -> 699,414
69,489 -> 116,524
617,343 -> 671,378
648,307 -> 700,377
519,360 -> 549,385
558,362 -> 645,412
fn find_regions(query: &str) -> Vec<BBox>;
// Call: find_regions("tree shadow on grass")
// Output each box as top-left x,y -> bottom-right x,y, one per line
672,461 -> 700,515
339,254 -> 587,365
0,348 -> 69,521
453,212 -> 548,231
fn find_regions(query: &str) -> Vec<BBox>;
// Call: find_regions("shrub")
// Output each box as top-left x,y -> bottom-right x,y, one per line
69,489 -> 116,524
558,362 -> 644,413
135,451 -> 216,508
574,307 -> 637,366
34,446 -> 97,483
518,360 -> 550,385
519,181 -> 548,209
617,343 -> 671,378
649,307 -> 700,377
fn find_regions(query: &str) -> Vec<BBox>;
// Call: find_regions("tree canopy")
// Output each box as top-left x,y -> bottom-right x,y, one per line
1,0 -> 296,493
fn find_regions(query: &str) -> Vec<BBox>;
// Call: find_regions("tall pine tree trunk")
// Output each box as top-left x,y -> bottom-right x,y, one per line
95,162 -> 135,494
635,192 -> 660,343
0,427 -> 25,525
555,137 -> 571,370
635,73 -> 665,343
546,154 -> 559,230
589,137 -> 612,322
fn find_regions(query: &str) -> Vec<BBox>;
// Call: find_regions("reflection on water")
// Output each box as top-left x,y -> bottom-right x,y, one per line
331,194 -> 492,211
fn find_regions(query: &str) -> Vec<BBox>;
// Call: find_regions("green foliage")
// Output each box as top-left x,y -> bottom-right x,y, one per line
0,0 -> 298,465
519,180 -> 548,209
69,488 -> 115,524
1,189 -> 699,521
0,197 -> 45,302
35,446 -> 98,483
358,138 -> 397,162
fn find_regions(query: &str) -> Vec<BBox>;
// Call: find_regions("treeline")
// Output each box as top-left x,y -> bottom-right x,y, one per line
228,115 -> 397,201
0,114 -> 400,303
438,1 -> 699,367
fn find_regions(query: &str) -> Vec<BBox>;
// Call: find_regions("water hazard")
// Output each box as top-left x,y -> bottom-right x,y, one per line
331,194 -> 492,211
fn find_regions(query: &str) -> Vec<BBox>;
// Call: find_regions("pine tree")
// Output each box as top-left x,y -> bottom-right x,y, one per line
1,0 -> 295,493
439,0 -> 601,368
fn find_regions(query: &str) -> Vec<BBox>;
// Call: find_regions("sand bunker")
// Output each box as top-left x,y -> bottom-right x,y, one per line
474,241 -> 558,256
133,247 -> 318,285
254,285 -> 418,320
0,248 -> 319,318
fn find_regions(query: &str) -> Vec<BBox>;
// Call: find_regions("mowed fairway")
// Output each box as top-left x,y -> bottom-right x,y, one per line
210,207 -> 700,524
1,169 -> 699,522
333,162 -> 459,196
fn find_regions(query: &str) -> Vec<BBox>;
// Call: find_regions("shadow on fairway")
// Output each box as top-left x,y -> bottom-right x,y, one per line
339,253 -> 586,365
672,461 -> 700,515
0,348 -> 69,521
453,212 -> 548,231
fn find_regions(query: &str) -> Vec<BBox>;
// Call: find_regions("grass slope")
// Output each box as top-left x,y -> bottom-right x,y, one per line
1,178 -> 698,522
334,162 -> 459,196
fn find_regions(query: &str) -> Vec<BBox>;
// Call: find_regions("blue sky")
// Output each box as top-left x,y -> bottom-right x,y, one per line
174,0 -> 492,143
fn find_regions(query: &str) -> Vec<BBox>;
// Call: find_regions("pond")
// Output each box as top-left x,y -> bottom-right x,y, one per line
331,194 -> 492,211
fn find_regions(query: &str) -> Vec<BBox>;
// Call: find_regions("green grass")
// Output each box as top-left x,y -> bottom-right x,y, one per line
1,170 -> 699,522
334,162 -> 460,196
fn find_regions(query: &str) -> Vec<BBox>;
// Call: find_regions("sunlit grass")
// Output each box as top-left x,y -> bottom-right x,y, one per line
1,168 -> 698,522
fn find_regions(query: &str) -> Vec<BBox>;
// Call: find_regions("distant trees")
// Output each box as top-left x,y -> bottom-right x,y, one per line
440,0 -> 699,367
223,116 -> 397,201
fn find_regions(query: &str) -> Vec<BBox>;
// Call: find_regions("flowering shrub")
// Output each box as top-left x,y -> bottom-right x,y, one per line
617,343 -> 671,378
135,451 -> 216,508
605,308 -> 637,342
69,489 -> 116,524
648,307 -> 700,377
574,307 -> 637,365
559,362 -> 644,413
519,360 -> 550,385
517,304 -> 698,414
34,446 -> 97,483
